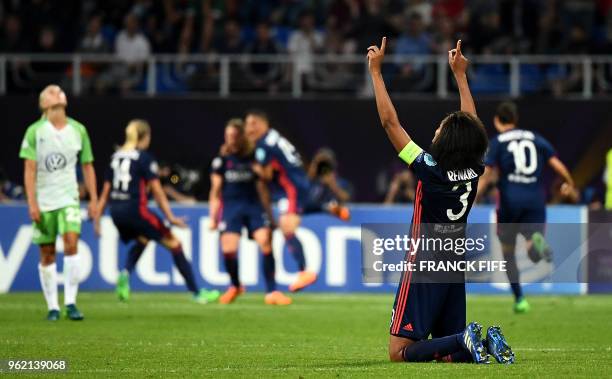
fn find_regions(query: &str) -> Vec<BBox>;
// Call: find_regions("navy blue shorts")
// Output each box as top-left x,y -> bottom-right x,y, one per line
110,204 -> 171,243
497,205 -> 546,245
390,278 -> 466,340
219,204 -> 268,237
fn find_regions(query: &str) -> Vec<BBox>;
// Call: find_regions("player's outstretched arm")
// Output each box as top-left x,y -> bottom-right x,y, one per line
150,179 -> 187,227
367,37 -> 411,153
208,174 -> 223,230
82,163 -> 99,220
23,159 -> 40,223
448,40 -> 476,116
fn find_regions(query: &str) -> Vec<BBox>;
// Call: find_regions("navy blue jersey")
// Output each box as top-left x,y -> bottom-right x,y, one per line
399,141 -> 484,225
485,129 -> 555,208
254,129 -> 311,194
104,149 -> 158,204
210,153 -> 259,203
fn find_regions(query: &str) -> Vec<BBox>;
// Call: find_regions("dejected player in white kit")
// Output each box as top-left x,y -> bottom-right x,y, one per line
19,85 -> 99,321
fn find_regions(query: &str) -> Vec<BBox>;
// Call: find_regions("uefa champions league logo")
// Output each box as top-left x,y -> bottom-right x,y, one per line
44,153 -> 67,172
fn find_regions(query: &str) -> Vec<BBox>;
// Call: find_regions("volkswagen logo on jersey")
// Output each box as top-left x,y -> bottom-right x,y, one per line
44,152 -> 67,172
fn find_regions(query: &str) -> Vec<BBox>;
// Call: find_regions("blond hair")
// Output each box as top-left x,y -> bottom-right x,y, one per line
121,119 -> 151,150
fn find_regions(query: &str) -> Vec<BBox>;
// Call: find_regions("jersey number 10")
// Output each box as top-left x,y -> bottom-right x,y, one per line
507,139 -> 538,175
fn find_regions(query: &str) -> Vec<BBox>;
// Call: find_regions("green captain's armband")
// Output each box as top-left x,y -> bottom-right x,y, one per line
398,141 -> 423,165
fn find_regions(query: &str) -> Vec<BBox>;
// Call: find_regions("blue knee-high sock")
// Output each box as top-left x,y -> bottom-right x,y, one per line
285,233 -> 305,271
437,349 -> 473,363
262,252 -> 276,293
402,334 -> 464,362
124,242 -> 146,273
170,246 -> 199,294
504,252 -> 523,301
223,252 -> 241,288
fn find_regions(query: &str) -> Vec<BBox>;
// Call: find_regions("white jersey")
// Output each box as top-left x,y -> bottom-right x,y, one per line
19,117 -> 94,212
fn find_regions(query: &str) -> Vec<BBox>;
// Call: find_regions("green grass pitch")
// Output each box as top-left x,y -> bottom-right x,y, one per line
1,293 -> 611,377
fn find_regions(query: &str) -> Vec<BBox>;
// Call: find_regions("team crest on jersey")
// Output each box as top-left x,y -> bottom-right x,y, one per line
44,153 -> 67,172
424,153 -> 437,166
255,147 -> 266,162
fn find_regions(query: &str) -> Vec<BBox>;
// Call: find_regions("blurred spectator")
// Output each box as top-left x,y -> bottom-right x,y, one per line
392,13 -> 434,92
0,167 -> 24,203
383,169 -> 416,204
328,0 -> 361,36
395,13 -> 432,55
406,0 -> 433,26
214,18 -> 245,54
309,26 -> 357,92
96,14 -> 151,94
76,14 -> 110,92
287,11 -> 324,81
79,14 -> 110,54
431,15 -> 456,54
306,148 -> 353,211
350,0 -> 395,53
159,162 -> 198,204
242,21 -> 282,92
28,26 -> 67,88
0,14 -> 29,52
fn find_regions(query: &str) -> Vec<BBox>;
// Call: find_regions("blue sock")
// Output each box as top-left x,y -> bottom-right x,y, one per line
170,246 -> 199,294
504,252 -> 523,301
402,334 -> 464,362
438,349 -> 473,363
285,234 -> 305,271
223,252 -> 241,288
262,252 -> 276,293
124,242 -> 146,273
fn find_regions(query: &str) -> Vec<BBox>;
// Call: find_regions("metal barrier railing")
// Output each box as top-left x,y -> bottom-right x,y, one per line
1,53 -> 611,98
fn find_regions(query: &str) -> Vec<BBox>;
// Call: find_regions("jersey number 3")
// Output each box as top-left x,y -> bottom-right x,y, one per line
447,182 -> 472,221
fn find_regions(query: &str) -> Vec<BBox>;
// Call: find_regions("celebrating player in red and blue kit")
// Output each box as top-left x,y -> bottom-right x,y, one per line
369,38 -> 514,364
244,110 -> 318,292
209,118 -> 292,305
97,120 -> 220,303
477,101 -> 575,313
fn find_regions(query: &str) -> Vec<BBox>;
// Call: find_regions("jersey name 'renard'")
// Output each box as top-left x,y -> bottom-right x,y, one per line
446,168 -> 478,182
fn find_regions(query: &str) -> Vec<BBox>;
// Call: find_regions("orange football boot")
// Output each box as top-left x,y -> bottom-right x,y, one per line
328,202 -> 351,221
289,271 -> 317,292
219,286 -> 245,304
264,291 -> 292,305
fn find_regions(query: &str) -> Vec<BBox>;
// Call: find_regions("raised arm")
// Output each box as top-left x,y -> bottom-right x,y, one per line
367,37 -> 411,153
448,40 -> 476,116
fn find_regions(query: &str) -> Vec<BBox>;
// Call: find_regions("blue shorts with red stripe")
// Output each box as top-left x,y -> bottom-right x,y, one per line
390,279 -> 466,340
110,202 -> 171,243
